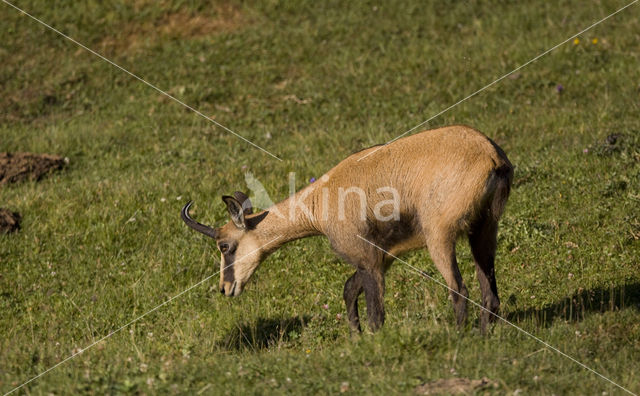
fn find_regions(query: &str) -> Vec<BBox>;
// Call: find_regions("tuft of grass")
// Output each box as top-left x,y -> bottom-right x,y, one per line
1,0 -> 639,394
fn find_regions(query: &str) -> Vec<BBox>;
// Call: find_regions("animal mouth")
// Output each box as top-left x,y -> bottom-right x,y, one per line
229,280 -> 237,296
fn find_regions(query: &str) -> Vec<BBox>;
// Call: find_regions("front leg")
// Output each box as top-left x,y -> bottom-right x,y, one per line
343,271 -> 363,332
334,237 -> 386,332
361,269 -> 385,332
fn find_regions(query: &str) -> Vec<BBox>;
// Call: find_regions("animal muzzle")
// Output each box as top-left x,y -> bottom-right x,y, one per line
220,280 -> 241,297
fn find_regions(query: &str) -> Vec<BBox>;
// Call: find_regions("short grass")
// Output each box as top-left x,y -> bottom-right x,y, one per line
1,0 -> 640,394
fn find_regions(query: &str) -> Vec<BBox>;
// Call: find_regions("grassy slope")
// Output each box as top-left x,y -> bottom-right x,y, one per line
1,0 -> 639,394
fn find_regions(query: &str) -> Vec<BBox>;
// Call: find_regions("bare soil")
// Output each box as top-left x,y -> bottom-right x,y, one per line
0,152 -> 66,185
0,208 -> 21,233
414,377 -> 495,395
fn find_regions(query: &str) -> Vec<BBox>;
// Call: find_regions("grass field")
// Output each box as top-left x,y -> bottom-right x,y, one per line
1,0 -> 640,394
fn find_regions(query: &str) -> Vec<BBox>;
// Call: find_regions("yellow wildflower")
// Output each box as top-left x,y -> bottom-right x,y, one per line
592,38 -> 598,44
573,38 -> 580,45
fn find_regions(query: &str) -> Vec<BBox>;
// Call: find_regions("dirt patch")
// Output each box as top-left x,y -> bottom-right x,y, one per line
0,152 -> 66,185
414,377 -> 495,395
0,209 -> 21,234
99,4 -> 247,55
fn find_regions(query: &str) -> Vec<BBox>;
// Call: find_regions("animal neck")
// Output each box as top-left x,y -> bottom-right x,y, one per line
251,184 -> 322,251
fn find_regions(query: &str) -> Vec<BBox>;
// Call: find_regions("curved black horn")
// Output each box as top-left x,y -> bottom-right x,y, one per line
181,201 -> 218,239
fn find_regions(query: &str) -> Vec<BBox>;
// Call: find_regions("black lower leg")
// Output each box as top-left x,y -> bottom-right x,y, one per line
476,261 -> 500,332
343,272 -> 363,332
361,270 -> 385,332
451,282 -> 469,327
469,218 -> 500,333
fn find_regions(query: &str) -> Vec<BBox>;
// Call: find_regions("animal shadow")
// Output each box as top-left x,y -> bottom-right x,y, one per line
218,316 -> 310,351
507,282 -> 640,327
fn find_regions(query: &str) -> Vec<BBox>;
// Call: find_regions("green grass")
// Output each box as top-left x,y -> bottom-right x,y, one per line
1,0 -> 639,394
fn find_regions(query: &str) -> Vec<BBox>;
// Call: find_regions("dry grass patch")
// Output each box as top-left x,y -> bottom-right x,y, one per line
98,4 -> 247,56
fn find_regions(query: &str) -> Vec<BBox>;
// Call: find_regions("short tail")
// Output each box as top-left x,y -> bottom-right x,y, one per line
490,164 -> 513,221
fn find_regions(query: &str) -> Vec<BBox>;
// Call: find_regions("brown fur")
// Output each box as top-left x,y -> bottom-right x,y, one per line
184,125 -> 513,332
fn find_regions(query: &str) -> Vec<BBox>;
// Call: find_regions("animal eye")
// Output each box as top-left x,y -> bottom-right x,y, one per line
219,243 -> 229,253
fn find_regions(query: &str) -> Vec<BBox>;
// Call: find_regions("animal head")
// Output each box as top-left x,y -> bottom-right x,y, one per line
181,192 -> 268,297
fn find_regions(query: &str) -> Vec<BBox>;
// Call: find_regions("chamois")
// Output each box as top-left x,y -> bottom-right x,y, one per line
181,125 -> 513,332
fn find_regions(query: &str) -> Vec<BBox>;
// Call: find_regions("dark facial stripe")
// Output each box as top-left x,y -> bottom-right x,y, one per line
223,253 -> 235,283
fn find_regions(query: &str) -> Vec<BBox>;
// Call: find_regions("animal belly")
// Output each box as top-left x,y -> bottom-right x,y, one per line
389,235 -> 424,256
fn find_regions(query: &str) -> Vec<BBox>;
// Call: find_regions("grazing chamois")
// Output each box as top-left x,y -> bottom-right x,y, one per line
181,125 -> 513,332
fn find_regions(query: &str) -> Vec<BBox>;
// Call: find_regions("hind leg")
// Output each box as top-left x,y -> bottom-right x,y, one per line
427,234 -> 468,326
469,216 -> 500,333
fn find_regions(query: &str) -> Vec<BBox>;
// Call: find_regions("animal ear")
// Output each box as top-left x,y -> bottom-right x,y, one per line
222,195 -> 247,230
233,191 -> 253,215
